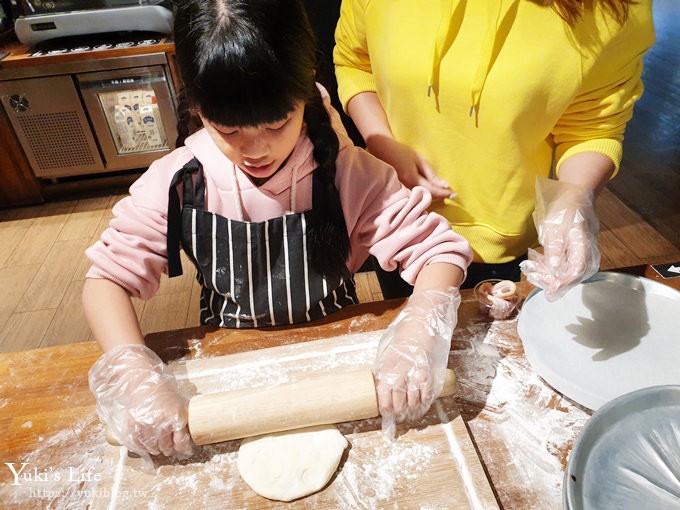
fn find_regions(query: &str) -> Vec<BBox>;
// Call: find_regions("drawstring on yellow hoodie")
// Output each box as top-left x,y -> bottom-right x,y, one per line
427,0 -> 519,125
427,0 -> 457,100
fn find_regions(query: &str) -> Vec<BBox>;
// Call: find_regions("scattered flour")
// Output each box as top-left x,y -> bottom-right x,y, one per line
337,434 -> 438,504
3,317 -> 588,509
1,416 -> 111,510
188,338 -> 203,358
449,311 -> 591,509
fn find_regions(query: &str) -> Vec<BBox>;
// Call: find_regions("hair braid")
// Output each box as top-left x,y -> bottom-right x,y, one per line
174,90 -> 203,147
303,88 -> 351,278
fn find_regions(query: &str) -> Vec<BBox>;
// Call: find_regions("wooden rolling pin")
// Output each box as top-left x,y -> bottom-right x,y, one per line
190,368 -> 457,444
107,368 -> 457,446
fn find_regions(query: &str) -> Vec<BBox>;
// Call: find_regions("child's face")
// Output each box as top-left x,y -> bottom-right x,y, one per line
201,101 -> 306,184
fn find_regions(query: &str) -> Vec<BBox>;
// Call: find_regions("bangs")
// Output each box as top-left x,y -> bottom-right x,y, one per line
194,38 -> 311,128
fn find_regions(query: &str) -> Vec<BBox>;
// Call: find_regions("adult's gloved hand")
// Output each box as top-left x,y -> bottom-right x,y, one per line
520,177 -> 600,301
375,287 -> 460,436
89,344 -> 194,459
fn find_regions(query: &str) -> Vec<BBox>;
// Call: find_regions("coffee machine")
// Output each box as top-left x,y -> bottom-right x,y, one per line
12,0 -> 173,47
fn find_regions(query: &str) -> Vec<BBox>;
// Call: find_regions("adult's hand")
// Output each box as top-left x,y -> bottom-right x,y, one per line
367,136 -> 453,199
346,91 -> 453,200
520,177 -> 600,300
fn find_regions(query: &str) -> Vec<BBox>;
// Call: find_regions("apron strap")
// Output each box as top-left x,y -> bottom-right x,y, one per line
167,157 -> 201,277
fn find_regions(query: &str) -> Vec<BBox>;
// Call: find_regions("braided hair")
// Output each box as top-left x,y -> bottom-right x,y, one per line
303,85 -> 350,278
172,0 -> 350,276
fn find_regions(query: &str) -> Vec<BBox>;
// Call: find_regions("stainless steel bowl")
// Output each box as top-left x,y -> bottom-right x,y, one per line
564,385 -> 680,510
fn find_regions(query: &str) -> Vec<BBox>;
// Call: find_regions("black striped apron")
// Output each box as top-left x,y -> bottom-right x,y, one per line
167,158 -> 357,328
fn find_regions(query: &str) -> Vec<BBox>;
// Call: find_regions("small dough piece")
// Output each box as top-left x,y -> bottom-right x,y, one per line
237,425 -> 348,502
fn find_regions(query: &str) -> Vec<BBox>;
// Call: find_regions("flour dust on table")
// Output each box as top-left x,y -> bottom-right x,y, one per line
79,330 -> 498,509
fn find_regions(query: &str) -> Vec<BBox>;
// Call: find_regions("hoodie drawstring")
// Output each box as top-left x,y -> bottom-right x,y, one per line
469,0 -> 519,124
428,0 -> 457,100
230,164 -> 245,222
427,0 -> 518,124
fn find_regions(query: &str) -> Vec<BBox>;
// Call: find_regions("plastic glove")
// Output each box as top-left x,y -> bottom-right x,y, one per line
89,344 -> 194,459
520,177 -> 600,301
375,287 -> 460,436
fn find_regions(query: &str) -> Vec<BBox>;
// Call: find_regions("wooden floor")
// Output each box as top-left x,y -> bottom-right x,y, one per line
0,195 -> 382,353
0,187 -> 678,353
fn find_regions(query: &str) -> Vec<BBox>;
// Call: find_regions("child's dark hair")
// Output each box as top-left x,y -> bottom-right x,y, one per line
173,0 -> 350,277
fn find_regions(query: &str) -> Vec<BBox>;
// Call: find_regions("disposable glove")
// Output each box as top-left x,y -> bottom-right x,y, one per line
89,344 -> 194,459
375,287 -> 460,436
520,177 -> 600,301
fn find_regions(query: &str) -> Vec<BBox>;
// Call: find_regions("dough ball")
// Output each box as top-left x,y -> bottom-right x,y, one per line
237,424 -> 348,501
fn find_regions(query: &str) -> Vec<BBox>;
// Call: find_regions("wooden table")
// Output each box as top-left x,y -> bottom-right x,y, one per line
1,267 -> 678,509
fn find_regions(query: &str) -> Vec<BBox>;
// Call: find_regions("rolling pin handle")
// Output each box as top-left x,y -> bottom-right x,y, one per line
441,368 -> 458,398
105,429 -> 119,446
104,368 -> 457,447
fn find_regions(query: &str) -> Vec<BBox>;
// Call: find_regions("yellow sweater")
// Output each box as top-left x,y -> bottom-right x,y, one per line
334,0 -> 655,263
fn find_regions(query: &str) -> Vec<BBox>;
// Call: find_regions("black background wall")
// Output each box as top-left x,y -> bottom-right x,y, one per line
303,0 -> 363,147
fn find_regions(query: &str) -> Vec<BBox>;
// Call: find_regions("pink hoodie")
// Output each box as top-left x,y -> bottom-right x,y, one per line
86,97 -> 472,300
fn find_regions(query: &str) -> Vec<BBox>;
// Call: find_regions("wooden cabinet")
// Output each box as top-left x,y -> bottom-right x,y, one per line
0,36 -> 178,208
0,102 -> 42,207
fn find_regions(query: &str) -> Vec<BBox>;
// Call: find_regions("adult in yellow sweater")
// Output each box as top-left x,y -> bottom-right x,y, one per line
334,0 -> 655,300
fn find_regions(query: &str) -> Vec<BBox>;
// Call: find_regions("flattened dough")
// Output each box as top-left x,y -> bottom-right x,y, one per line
237,425 -> 348,501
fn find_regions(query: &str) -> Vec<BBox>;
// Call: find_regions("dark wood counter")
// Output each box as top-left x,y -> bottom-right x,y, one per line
0,101 -> 41,207
0,36 -> 175,70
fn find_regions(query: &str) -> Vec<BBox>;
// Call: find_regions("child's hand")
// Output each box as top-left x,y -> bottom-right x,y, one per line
89,344 -> 194,460
375,287 -> 460,437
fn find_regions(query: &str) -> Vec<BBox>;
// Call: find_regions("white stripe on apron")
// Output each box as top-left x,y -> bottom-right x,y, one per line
169,158 -> 358,329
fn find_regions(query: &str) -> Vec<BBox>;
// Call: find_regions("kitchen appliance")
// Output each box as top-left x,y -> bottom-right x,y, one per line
12,0 -> 173,47
0,51 -> 178,178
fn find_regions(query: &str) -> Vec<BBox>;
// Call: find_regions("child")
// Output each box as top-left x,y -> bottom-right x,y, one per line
85,0 -> 473,459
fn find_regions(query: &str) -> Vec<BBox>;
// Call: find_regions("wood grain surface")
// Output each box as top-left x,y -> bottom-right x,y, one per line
0,38 -> 175,69
1,273 -> 678,509
90,331 -> 499,509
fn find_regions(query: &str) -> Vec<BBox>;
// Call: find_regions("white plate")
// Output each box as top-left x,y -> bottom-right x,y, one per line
564,385 -> 680,510
517,272 -> 680,410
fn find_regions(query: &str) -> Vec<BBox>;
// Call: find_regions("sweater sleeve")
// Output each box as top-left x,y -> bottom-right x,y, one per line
84,159 -> 181,300
333,0 -> 376,112
337,147 -> 473,285
553,4 -> 655,176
